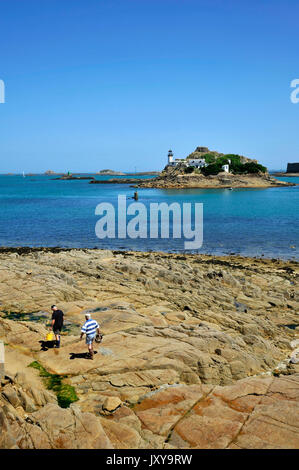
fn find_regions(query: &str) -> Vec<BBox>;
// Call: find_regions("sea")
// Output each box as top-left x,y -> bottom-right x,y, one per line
0,174 -> 298,260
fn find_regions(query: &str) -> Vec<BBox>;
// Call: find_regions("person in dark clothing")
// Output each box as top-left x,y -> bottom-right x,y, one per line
50,305 -> 64,348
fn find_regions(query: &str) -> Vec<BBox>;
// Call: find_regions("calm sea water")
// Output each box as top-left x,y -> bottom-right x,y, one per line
0,174 -> 298,260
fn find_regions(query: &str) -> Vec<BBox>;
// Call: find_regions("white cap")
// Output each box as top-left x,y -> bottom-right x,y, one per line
85,313 -> 91,318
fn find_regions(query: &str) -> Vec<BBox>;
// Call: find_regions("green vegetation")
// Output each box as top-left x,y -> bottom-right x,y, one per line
222,154 -> 242,166
186,152 -> 218,163
183,151 -> 267,176
183,148 -> 267,177
29,361 -> 78,408
184,166 -> 195,174
237,162 -> 267,174
201,163 -> 222,176
201,153 -> 267,176
200,153 -> 217,164
57,385 -> 79,409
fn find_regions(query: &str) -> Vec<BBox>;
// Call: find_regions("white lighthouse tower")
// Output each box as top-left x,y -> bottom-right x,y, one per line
168,149 -> 174,165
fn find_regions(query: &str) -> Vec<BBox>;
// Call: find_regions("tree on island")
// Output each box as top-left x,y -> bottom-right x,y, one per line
200,154 -> 267,176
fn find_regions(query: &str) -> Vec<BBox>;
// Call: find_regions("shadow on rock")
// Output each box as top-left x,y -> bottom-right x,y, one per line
69,351 -> 98,360
39,340 -> 56,351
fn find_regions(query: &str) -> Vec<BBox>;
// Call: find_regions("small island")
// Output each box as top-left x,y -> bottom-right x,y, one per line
96,169 -> 126,176
54,173 -> 95,180
125,171 -> 160,176
44,170 -> 59,175
135,147 -> 296,189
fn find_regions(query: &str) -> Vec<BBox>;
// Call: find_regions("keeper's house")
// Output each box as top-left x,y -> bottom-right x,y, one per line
167,150 -> 207,168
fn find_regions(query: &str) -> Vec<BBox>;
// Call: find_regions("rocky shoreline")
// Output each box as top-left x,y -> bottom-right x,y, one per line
0,248 -> 298,449
89,178 -> 141,184
134,172 -> 296,189
88,173 -> 296,189
272,172 -> 299,177
49,170 -> 298,189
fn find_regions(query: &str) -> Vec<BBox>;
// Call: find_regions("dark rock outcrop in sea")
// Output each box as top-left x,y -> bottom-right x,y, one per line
54,176 -> 95,180
90,178 -> 143,184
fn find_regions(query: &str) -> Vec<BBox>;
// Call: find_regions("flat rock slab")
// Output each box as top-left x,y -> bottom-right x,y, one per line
165,375 -> 299,449
0,249 -> 298,449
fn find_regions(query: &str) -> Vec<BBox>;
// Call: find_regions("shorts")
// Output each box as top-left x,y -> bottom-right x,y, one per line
86,333 -> 96,345
53,328 -> 62,335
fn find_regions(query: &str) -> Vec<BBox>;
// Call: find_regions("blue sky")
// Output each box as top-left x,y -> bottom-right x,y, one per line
0,0 -> 298,172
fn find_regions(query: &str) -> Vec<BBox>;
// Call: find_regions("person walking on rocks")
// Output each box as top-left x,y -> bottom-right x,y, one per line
80,313 -> 100,360
50,305 -> 64,348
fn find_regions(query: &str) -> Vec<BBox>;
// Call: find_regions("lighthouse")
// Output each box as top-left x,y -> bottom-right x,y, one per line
168,149 -> 174,165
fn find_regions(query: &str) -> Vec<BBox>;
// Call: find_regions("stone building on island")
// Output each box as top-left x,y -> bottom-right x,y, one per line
167,149 -> 230,173
167,149 -> 207,169
287,162 -> 299,173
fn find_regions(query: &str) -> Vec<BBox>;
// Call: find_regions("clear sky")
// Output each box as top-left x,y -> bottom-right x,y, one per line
0,0 -> 298,173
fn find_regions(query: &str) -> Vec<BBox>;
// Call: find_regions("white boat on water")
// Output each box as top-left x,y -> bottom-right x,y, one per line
23,171 -> 25,177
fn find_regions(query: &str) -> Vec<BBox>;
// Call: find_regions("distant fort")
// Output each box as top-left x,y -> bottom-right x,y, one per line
272,162 -> 299,176
287,163 -> 299,173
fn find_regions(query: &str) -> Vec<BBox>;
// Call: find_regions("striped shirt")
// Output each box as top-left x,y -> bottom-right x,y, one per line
81,319 -> 99,336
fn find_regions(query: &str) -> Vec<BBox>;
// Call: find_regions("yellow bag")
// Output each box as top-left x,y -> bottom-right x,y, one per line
46,332 -> 54,341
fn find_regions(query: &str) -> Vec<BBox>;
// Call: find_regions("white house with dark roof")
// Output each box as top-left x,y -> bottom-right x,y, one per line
167,150 -> 231,173
167,150 -> 207,168
187,158 -> 207,168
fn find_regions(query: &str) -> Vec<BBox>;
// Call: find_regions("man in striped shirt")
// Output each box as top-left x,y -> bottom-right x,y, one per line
80,313 -> 100,360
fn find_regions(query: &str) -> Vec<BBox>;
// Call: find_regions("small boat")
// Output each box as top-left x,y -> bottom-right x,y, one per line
228,187 -> 233,190
22,171 -> 25,178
